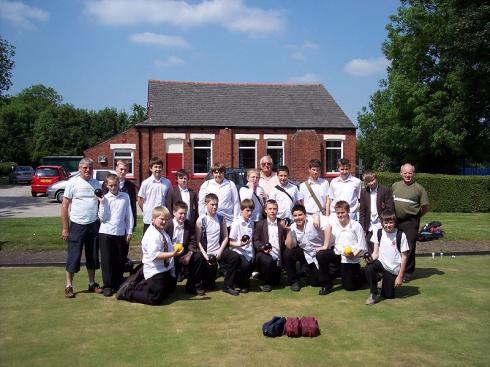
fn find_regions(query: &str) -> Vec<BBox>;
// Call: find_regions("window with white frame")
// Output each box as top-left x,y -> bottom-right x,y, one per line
266,140 -> 284,169
193,140 -> 212,174
238,140 -> 256,169
110,143 -> 135,175
324,135 -> 345,172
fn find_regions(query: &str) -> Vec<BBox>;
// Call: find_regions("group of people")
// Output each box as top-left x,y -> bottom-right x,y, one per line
62,155 -> 429,307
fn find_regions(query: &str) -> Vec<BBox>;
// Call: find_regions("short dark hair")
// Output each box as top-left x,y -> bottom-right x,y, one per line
380,209 -> 397,223
309,159 -> 321,169
337,158 -> 351,168
265,199 -> 278,208
240,198 -> 255,211
291,204 -> 306,215
211,162 -> 226,173
175,169 -> 189,179
276,165 -> 289,175
149,157 -> 163,168
205,193 -> 219,203
173,200 -> 188,212
334,200 -> 350,212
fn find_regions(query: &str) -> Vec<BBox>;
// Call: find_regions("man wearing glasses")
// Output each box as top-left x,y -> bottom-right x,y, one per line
198,163 -> 240,229
258,155 -> 279,197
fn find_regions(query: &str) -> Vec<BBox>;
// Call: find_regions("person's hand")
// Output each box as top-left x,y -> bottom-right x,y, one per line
61,228 -> 69,241
126,234 -> 132,243
395,274 -> 403,287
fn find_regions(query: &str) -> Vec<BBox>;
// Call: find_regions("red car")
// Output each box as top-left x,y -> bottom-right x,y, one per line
31,165 -> 70,197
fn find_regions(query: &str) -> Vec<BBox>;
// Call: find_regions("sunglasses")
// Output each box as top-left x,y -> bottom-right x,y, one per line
261,162 -> 272,166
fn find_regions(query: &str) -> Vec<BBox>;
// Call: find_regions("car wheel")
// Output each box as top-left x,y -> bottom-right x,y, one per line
31,192 -> 37,197
55,190 -> 64,203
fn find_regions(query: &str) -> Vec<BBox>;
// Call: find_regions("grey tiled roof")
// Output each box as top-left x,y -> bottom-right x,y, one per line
138,80 -> 355,129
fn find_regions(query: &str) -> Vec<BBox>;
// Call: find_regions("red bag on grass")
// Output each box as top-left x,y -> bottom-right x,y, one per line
300,317 -> 320,337
285,317 -> 301,337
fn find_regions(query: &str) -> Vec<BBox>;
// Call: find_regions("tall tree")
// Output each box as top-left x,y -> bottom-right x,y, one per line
358,0 -> 490,173
0,37 -> 15,97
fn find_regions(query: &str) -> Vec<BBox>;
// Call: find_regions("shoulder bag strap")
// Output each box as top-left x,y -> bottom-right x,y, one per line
305,181 -> 324,213
275,185 -> 294,203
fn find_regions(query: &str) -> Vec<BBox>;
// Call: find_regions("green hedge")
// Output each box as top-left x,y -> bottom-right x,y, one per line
376,172 -> 490,213
0,162 -> 16,176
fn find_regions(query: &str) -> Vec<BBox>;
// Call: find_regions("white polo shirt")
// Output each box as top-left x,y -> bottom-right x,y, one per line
229,216 -> 254,262
258,172 -> 279,196
198,178 -> 240,226
239,186 -> 265,222
141,224 -> 174,279
268,183 -> 298,219
328,174 -> 362,214
331,218 -> 366,264
64,176 -> 101,225
290,216 -> 330,268
299,178 -> 329,215
198,213 -> 222,255
98,191 -> 134,236
138,175 -> 173,224
374,229 -> 409,275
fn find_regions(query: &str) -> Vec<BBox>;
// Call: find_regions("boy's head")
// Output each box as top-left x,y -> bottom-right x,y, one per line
240,198 -> 255,220
337,158 -> 351,180
265,199 -> 278,221
362,170 -> 377,190
152,205 -> 170,230
104,173 -> 119,195
173,201 -> 188,224
291,204 -> 306,226
116,160 -> 129,179
246,168 -> 259,184
334,200 -> 350,225
380,209 -> 397,233
149,157 -> 163,178
211,163 -> 226,184
204,193 -> 219,215
276,165 -> 289,186
175,169 -> 189,189
308,159 -> 322,180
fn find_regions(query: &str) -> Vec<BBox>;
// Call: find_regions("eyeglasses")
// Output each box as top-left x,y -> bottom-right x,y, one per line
261,162 -> 272,166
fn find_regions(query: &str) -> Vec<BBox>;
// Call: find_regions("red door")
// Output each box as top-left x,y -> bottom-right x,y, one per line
166,153 -> 182,187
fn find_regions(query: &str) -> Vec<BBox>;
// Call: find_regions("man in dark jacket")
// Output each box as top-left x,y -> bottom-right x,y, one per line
359,170 -> 394,253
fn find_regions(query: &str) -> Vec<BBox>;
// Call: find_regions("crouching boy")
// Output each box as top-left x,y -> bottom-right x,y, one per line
117,206 -> 182,305
364,209 -> 409,305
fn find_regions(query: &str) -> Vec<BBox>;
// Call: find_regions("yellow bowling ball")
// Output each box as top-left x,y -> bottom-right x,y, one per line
344,246 -> 353,256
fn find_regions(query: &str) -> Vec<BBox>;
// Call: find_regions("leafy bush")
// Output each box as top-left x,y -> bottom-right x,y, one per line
0,161 -> 16,176
376,172 -> 490,213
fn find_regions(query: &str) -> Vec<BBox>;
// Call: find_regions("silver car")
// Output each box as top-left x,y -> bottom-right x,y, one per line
8,166 -> 35,184
47,169 -> 116,203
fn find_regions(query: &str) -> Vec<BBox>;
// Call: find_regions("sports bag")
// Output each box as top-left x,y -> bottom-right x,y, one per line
262,316 -> 286,337
285,317 -> 301,337
300,317 -> 320,337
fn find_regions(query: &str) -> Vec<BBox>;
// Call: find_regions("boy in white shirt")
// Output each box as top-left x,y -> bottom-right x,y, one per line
229,199 -> 255,293
299,159 -> 329,216
98,174 -> 134,297
117,206 -> 182,305
195,193 -> 241,296
138,157 -> 173,234
331,200 -> 367,291
268,165 -> 299,220
239,168 -> 266,222
364,209 -> 409,305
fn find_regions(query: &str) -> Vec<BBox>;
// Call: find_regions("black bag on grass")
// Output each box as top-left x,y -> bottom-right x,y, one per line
262,316 -> 286,337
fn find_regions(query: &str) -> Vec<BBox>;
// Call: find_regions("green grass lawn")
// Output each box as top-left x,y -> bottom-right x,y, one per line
1,213 -> 488,252
1,256 -> 489,367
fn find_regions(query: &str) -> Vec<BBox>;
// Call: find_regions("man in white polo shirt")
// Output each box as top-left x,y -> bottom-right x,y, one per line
258,155 -> 279,197
326,158 -> 362,220
62,158 -> 103,298
138,157 -> 173,234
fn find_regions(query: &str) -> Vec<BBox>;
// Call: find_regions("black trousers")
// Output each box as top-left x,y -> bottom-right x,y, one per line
99,233 -> 126,290
283,246 -> 307,285
130,270 -> 177,306
341,263 -> 362,291
235,256 -> 254,289
184,251 -> 205,292
365,259 -> 397,299
255,252 -> 282,286
194,248 -> 240,289
397,215 -> 420,274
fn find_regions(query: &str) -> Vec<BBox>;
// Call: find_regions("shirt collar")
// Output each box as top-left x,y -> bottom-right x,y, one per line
173,218 -> 184,229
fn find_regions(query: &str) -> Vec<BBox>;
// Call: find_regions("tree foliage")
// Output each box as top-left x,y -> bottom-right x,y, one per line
0,84 -> 146,165
358,0 -> 490,173
0,36 -> 15,96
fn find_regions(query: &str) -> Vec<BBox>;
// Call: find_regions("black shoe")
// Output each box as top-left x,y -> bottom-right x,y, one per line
88,282 -> 103,294
318,282 -> 333,296
222,287 -> 240,296
103,288 -> 113,297
290,282 -> 301,292
260,284 -> 272,292
239,288 -> 249,294
196,287 -> 206,296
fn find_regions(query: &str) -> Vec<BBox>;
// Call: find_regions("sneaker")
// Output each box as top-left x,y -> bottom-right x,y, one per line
88,282 -> 103,294
290,282 -> 301,292
318,283 -> 333,296
259,284 -> 272,292
103,288 -> 113,297
365,293 -> 381,305
222,287 -> 240,296
64,286 -> 75,299
251,271 -> 260,280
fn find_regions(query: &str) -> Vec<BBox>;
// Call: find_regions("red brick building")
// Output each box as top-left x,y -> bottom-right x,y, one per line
85,81 -> 357,190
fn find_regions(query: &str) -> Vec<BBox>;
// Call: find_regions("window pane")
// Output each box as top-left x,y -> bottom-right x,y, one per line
326,141 -> 341,148
267,149 -> 283,169
238,140 -> 256,169
267,140 -> 282,147
325,141 -> 342,172
193,140 -> 211,173
113,150 -> 133,174
239,140 -> 255,148
194,140 -> 211,148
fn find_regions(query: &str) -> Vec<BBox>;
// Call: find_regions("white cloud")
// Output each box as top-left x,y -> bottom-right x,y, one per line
85,0 -> 284,34
154,56 -> 185,67
343,57 -> 390,77
0,0 -> 49,29
129,32 -> 190,48
285,40 -> 319,61
287,73 -> 321,84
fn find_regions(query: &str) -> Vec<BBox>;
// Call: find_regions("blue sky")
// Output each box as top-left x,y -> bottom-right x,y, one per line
1,0 -> 400,124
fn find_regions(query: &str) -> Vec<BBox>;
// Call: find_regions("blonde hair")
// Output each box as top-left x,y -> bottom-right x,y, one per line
152,206 -> 170,220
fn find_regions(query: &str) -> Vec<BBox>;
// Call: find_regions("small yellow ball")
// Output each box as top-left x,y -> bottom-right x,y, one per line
174,243 -> 183,253
344,246 -> 353,256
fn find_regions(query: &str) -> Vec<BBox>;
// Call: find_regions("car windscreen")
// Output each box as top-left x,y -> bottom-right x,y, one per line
35,168 -> 59,177
18,167 -> 34,172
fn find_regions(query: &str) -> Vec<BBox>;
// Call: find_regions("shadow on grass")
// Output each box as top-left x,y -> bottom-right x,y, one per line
414,267 -> 445,280
396,285 -> 420,299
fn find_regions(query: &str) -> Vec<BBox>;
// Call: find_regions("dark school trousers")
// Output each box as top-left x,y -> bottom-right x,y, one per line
397,215 -> 420,274
184,251 -> 206,292
341,263 -> 362,291
130,270 -> 177,306
99,233 -> 126,290
235,255 -> 254,289
193,248 -> 240,290
255,252 -> 282,286
365,259 -> 397,299
283,246 -> 307,285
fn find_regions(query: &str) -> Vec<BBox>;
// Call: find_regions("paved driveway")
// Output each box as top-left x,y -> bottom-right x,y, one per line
0,184 -> 62,217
